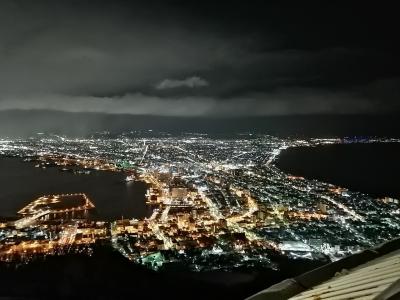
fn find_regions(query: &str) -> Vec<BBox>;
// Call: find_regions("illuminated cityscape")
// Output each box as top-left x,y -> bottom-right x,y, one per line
0,1 -> 400,298
1,133 -> 399,272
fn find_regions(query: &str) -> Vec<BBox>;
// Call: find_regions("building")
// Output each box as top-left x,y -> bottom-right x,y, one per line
317,202 -> 328,214
170,187 -> 188,199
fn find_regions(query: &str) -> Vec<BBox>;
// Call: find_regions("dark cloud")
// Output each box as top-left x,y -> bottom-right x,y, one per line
0,0 -> 399,116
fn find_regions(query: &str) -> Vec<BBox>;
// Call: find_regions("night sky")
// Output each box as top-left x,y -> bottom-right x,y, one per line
0,1 -> 399,118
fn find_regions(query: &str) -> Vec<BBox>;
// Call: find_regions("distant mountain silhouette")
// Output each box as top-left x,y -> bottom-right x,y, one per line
1,110 -> 399,137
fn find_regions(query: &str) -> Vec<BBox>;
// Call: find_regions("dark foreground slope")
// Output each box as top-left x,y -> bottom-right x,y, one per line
0,245 -> 326,300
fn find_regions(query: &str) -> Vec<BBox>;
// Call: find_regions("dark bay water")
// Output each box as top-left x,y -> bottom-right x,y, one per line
0,158 -> 150,219
276,142 -> 400,199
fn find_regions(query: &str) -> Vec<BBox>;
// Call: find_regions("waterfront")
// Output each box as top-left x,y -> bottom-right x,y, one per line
1,134 -> 399,273
276,142 -> 400,199
0,158 -> 150,220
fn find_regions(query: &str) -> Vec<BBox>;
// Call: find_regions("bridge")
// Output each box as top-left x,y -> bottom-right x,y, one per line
14,210 -> 52,229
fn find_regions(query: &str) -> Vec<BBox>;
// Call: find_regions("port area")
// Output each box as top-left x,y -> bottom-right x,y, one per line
16,193 -> 95,227
0,193 -> 108,263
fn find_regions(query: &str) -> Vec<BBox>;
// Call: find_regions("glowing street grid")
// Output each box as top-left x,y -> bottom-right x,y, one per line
0,133 -> 399,271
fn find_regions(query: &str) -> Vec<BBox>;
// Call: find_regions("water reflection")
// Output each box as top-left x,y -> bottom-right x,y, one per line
0,158 -> 151,220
